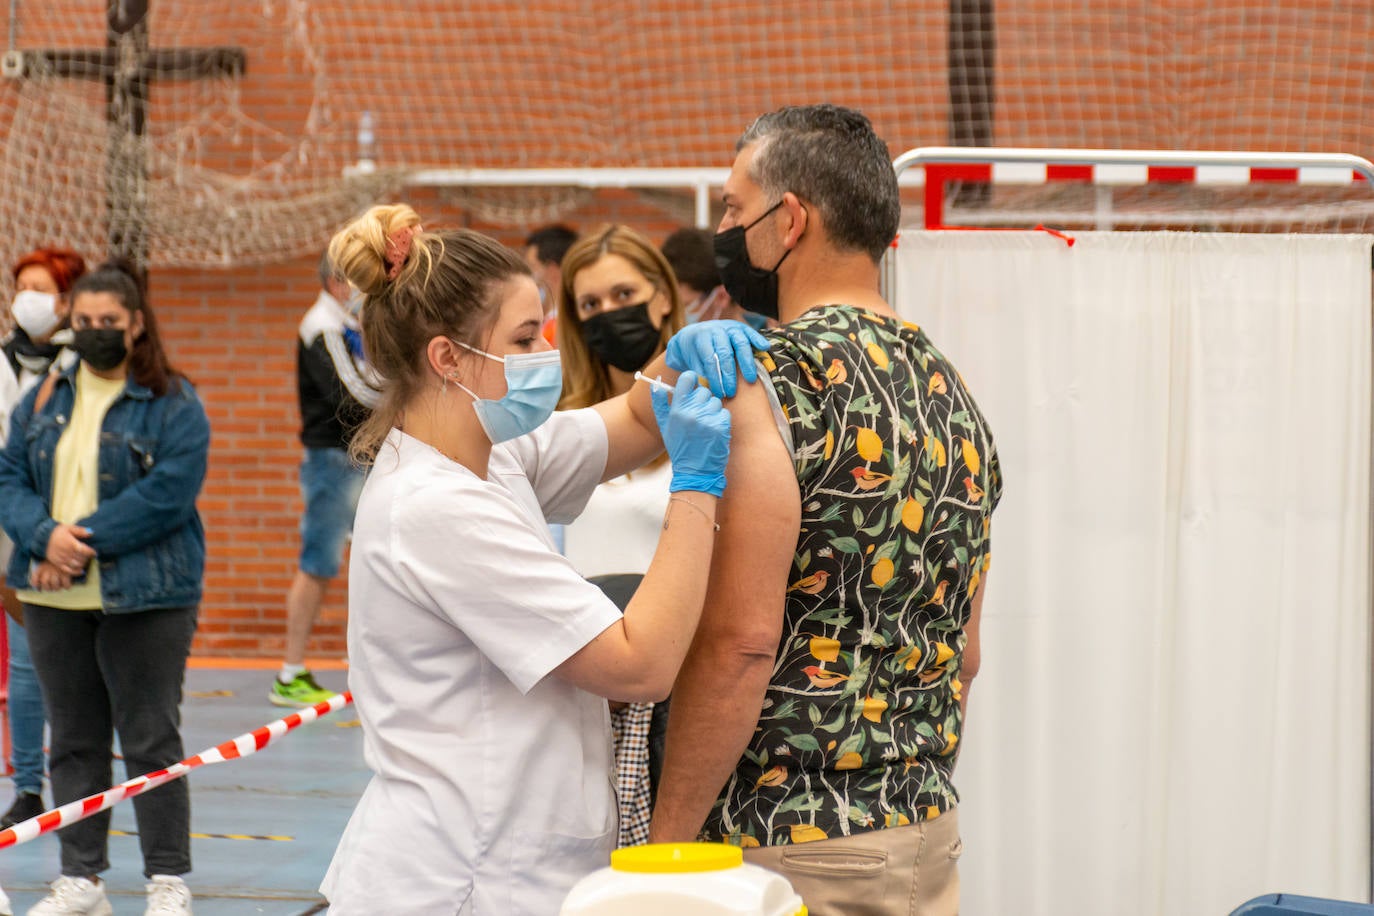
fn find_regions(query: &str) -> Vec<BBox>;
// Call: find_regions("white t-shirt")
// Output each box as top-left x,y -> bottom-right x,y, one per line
562,460 -> 672,578
322,410 -> 623,916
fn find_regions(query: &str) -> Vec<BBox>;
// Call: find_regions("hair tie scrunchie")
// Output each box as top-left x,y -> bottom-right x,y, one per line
385,224 -> 421,280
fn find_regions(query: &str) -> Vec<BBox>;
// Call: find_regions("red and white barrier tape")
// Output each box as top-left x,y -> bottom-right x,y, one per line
0,690 -> 353,850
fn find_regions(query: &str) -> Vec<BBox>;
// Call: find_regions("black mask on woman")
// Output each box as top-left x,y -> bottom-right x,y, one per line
580,302 -> 663,372
713,200 -> 793,320
72,328 -> 129,372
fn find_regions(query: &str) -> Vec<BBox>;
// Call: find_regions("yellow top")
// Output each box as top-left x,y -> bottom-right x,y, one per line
610,843 -> 744,874
18,364 -> 126,610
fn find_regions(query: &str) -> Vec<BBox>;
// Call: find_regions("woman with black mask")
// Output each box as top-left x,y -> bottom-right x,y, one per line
0,260 -> 209,916
558,225 -> 684,410
555,224 -> 686,848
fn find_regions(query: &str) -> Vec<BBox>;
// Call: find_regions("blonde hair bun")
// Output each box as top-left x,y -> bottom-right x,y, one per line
329,203 -> 424,297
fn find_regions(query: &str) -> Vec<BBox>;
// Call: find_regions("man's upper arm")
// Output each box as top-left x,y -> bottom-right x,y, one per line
649,376 -> 799,842
703,377 -> 800,655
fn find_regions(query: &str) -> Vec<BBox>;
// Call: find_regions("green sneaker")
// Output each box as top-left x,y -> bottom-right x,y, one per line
268,671 -> 338,708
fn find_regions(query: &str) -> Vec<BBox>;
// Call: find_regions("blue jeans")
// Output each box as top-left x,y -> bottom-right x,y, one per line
24,604 -> 198,878
298,448 -> 365,579
6,615 -> 45,795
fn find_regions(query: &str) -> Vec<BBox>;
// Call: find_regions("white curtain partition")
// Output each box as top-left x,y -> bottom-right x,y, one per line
891,231 -> 1373,916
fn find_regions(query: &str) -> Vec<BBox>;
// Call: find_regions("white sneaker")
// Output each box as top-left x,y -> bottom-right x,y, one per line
144,875 -> 192,916
26,877 -> 111,916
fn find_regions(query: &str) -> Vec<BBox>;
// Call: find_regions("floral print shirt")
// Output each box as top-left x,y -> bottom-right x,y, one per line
705,305 -> 1003,847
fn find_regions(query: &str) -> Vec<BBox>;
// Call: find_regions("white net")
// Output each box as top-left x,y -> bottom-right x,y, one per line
0,2 -> 402,271
0,0 -> 1370,274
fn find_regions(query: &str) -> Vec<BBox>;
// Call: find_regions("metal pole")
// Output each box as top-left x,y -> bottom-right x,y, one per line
405,166 -> 731,190
947,0 -> 994,208
892,146 -> 1374,183
106,0 -> 149,266
694,179 -> 711,229
891,147 -> 1374,232
1094,186 -> 1114,231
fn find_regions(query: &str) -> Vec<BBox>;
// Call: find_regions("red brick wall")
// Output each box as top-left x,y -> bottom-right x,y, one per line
5,1 -> 1371,657
157,263 -> 320,656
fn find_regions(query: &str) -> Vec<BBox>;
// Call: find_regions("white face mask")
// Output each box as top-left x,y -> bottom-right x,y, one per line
345,287 -> 366,317
11,290 -> 60,339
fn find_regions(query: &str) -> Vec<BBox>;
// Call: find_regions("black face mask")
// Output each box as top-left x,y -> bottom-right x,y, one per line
580,302 -> 663,373
72,328 -> 129,372
713,200 -> 793,320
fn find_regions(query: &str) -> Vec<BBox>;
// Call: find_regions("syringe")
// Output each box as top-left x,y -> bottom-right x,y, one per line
633,371 -> 675,396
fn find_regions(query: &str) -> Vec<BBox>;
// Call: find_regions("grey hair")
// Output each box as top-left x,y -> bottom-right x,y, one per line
737,104 -> 900,263
317,250 -> 341,289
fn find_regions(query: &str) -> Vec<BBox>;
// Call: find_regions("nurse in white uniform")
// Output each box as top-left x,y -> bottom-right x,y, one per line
319,204 -> 749,916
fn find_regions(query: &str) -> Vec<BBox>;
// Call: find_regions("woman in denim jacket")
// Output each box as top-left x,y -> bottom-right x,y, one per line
0,261 -> 209,916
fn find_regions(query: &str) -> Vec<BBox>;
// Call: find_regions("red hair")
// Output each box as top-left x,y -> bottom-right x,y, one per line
12,247 -> 87,294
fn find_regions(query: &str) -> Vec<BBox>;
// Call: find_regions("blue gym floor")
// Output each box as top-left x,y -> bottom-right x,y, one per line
0,667 -> 365,915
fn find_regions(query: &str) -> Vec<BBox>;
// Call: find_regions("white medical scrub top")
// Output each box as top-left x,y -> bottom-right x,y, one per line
322,409 -> 623,916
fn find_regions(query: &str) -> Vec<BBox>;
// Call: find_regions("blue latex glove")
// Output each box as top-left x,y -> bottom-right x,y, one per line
664,319 -> 772,399
651,371 -> 732,496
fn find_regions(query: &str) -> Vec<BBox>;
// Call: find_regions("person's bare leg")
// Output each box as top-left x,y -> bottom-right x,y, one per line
283,570 -> 328,669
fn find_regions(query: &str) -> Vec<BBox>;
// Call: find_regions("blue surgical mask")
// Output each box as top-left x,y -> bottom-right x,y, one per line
451,340 -> 563,443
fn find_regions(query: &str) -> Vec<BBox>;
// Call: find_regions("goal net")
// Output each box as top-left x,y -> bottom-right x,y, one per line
0,0 -> 1370,273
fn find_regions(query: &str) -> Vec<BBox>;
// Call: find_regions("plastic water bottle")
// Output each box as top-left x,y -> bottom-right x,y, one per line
560,843 -> 806,916
356,111 -> 377,174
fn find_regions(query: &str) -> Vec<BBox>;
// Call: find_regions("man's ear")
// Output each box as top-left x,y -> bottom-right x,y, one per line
780,191 -> 809,248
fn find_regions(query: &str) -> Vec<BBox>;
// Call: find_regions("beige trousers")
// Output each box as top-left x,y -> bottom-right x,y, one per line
743,808 -> 962,916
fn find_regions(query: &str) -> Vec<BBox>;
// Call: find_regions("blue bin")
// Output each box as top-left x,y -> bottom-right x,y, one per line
1231,894 -> 1374,916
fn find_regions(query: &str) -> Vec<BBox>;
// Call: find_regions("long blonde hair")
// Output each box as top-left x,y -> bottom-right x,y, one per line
329,204 -> 530,465
555,225 -> 685,410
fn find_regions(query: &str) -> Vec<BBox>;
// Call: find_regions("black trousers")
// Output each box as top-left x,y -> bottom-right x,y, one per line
24,603 -> 198,878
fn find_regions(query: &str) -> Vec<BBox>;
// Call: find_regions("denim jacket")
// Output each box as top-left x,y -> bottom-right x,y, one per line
0,364 -> 210,613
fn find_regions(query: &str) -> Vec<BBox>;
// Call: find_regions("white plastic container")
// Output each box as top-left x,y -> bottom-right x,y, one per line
560,843 -> 807,916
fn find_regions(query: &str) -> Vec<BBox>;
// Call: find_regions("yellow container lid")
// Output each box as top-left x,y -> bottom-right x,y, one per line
610,843 -> 744,874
